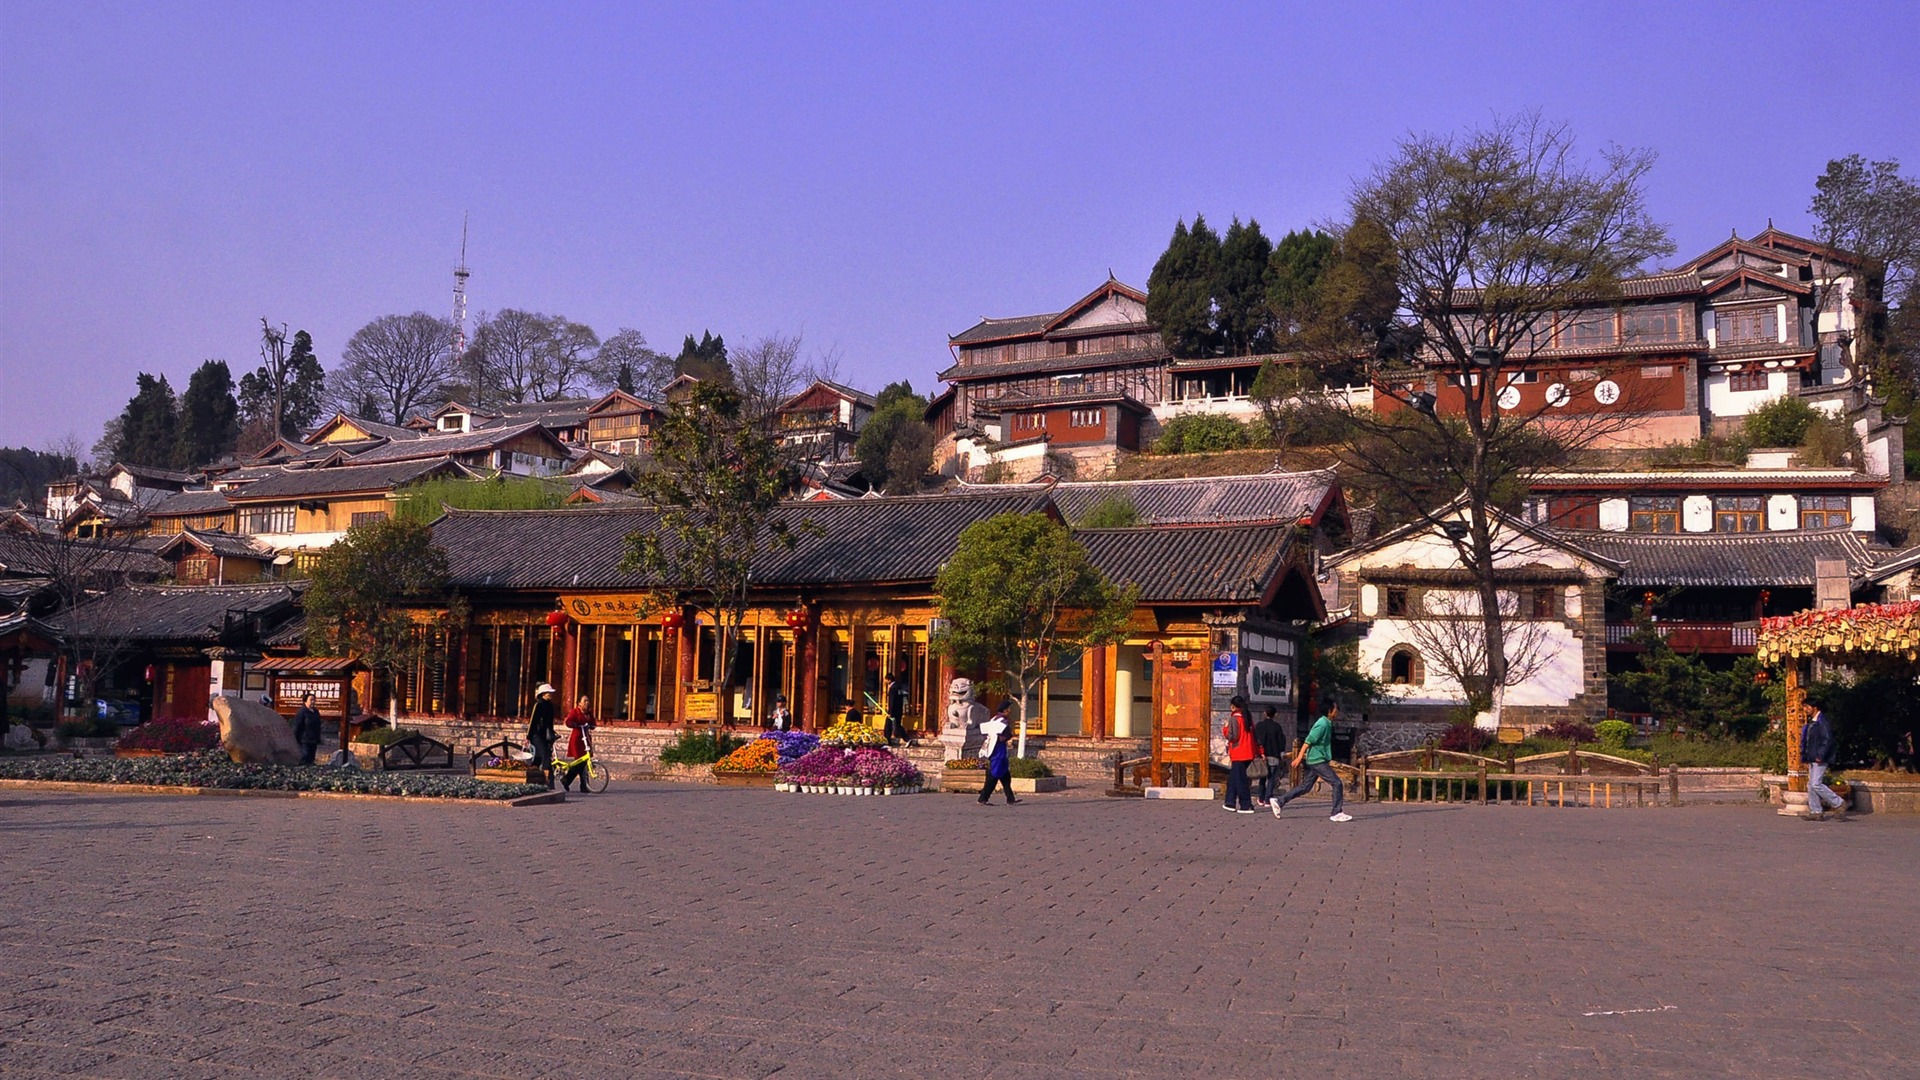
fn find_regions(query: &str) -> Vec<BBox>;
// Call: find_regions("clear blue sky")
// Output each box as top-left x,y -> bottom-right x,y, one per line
3,0 -> 1916,452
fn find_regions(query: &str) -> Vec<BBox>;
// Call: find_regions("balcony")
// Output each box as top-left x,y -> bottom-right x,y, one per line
1606,621 -> 1758,653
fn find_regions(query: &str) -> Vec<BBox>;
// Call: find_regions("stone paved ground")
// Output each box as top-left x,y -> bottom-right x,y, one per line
1,785 -> 1915,1079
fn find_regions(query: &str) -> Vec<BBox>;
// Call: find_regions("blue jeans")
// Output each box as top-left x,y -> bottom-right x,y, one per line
1224,761 -> 1253,810
1257,761 -> 1281,802
1807,762 -> 1844,814
1277,762 -> 1344,815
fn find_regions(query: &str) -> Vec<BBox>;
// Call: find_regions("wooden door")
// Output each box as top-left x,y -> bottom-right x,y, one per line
1151,643 -> 1211,787
158,663 -> 211,721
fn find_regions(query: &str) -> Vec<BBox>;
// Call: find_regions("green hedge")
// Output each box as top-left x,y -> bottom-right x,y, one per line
656,728 -> 744,766
0,750 -> 545,799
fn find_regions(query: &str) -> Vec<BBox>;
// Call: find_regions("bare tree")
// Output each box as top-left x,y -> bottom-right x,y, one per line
1303,115 -> 1673,728
595,328 -> 675,398
1399,588 -> 1556,710
731,332 -> 806,422
331,313 -> 457,425
465,310 -> 604,404
258,319 -> 291,437
1808,155 -> 1920,385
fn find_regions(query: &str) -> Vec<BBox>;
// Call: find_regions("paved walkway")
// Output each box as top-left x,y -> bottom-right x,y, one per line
1,785 -> 1914,1078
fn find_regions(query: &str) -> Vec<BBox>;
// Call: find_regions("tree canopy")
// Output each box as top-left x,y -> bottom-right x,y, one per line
239,328 -> 326,447
176,360 -> 240,468
675,331 -> 731,382
934,512 -> 1136,727
112,373 -> 180,469
332,313 -> 458,425
853,392 -> 933,494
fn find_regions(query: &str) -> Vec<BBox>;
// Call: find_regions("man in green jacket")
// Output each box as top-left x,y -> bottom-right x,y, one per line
1271,701 -> 1351,823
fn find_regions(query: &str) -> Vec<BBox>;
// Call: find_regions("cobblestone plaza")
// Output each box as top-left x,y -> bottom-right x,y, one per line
2,787 -> 1914,1078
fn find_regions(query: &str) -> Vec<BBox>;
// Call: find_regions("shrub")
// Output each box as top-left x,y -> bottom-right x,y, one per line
117,717 -> 220,753
1007,756 -> 1053,779
1078,495 -> 1141,528
656,728 -> 743,766
1742,396 -> 1818,447
1153,413 -> 1259,454
0,749 -> 543,799
1594,719 -> 1635,750
353,726 -> 422,747
1537,719 -> 1596,744
1438,723 -> 1492,752
56,716 -> 118,739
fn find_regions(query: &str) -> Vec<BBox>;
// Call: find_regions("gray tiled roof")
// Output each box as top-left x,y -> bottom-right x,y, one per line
1546,528 -> 1886,588
938,345 -> 1170,382
1048,471 -> 1338,526
225,458 -> 454,501
147,490 -> 233,517
950,312 -> 1060,345
157,528 -> 278,560
432,490 -> 1056,591
342,423 -> 556,465
1077,524 -> 1295,604
53,582 -> 301,643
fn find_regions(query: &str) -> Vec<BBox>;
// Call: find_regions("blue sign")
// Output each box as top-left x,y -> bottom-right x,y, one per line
1212,651 -> 1238,687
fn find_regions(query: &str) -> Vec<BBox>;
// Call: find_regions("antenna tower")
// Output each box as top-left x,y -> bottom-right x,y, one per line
451,213 -> 471,358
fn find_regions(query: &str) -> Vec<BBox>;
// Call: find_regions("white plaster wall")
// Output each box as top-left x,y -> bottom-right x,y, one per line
1809,397 -> 1845,417
1598,499 -> 1629,531
1703,370 -> 1789,418
1356,618 -> 1587,708
1057,294 -> 1147,331
1851,495 -> 1877,532
1360,584 -> 1379,617
1682,495 -> 1713,532
1766,494 -> 1798,530
1151,397 -> 1264,423
1864,429 -> 1891,479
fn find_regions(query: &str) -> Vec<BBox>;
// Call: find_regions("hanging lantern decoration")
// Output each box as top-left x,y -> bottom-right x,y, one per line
659,610 -> 684,632
545,609 -> 569,629
784,607 -> 810,631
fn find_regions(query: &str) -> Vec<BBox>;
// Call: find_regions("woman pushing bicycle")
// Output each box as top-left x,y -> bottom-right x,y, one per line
560,695 -> 597,794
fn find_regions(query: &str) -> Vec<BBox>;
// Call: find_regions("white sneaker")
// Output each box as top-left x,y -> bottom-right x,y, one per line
1329,812 -> 1353,823
1269,800 -> 1284,818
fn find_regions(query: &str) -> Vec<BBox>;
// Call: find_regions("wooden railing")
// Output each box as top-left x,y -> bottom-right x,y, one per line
1358,762 -> 1679,807
1605,621 -> 1758,652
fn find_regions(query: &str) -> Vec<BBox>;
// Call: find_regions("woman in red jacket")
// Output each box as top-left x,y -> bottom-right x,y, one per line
1222,694 -> 1257,814
560,695 -> 596,794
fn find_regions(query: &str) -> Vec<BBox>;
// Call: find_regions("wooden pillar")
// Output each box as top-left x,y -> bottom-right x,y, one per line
799,621 -> 820,733
675,612 -> 696,724
1149,641 -> 1164,788
1085,646 -> 1108,740
559,622 -> 579,707
1785,661 -> 1806,793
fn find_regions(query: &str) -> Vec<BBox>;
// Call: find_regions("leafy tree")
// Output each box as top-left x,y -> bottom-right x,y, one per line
934,512 -> 1137,729
391,475 -> 567,524
1300,115 -> 1673,729
1147,217 -> 1223,359
875,380 -> 919,409
332,313 -> 457,424
1810,155 -> 1920,386
1610,624 -> 1767,739
1215,218 -> 1275,355
675,331 -> 731,382
621,381 -> 798,721
238,329 -> 328,450
1741,396 -> 1818,446
1265,229 -> 1338,342
0,446 -> 79,509
112,373 -> 180,468
175,360 -> 240,468
1076,494 -> 1140,528
854,395 -> 933,494
303,516 -> 464,748
1249,359 -> 1318,447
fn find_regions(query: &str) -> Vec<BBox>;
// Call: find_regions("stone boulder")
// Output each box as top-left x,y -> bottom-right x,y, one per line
3,723 -> 38,752
213,695 -> 302,765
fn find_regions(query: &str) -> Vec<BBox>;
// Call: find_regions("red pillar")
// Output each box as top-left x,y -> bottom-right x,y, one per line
799,621 -> 820,733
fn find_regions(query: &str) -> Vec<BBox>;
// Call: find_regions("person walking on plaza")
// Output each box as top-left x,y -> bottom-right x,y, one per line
1252,704 -> 1288,808
560,694 -> 596,794
1801,693 -> 1846,821
527,683 -> 559,790
1272,700 -> 1351,823
1222,694 -> 1257,814
977,701 -> 1018,805
291,692 -> 323,766
884,671 -> 909,746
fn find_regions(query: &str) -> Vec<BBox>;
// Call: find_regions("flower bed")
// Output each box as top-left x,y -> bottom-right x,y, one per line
0,749 -> 546,800
777,745 -> 923,795
712,739 -> 780,775
116,716 -> 220,754
819,720 -> 886,748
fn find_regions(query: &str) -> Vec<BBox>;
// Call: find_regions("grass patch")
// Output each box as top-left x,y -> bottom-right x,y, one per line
0,750 -> 545,799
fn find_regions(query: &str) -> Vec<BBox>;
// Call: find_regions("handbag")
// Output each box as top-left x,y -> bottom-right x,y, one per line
1247,754 -> 1270,779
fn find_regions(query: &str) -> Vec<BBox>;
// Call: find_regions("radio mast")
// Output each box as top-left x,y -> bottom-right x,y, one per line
451,213 -> 471,358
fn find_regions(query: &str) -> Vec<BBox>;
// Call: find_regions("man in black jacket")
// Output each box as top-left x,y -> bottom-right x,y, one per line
527,683 -> 559,790
1252,705 -> 1289,808
291,693 -> 324,766
1801,693 -> 1846,821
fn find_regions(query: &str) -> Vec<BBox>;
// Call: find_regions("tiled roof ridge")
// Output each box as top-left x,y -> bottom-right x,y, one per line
438,487 -> 1052,517
1055,467 -> 1336,490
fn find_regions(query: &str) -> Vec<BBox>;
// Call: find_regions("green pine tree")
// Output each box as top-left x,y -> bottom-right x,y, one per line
1215,218 -> 1275,355
1146,216 -> 1222,359
177,359 -> 240,468
1265,229 -> 1338,342
113,373 -> 180,468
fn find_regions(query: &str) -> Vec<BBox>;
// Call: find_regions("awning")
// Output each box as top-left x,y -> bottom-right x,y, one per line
250,656 -> 361,673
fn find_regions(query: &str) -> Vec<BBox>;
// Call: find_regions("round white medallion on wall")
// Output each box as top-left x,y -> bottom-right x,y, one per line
1545,383 -> 1570,408
1593,379 -> 1621,405
1497,385 -> 1522,410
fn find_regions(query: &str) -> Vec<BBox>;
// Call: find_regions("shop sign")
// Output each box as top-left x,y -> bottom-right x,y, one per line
682,692 -> 719,722
1211,651 -> 1238,688
1246,659 -> 1292,704
561,593 -> 659,624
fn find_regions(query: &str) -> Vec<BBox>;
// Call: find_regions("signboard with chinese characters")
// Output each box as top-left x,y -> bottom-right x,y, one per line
561,593 -> 661,625
682,692 -> 719,722
1246,658 -> 1292,704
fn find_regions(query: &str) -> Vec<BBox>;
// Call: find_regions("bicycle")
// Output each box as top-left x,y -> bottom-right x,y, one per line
551,729 -> 610,793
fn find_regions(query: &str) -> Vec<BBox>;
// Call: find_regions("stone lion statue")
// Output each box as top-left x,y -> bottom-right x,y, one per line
939,677 -> 988,762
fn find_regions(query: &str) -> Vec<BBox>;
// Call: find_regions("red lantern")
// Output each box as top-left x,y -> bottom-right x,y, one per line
660,610 -> 683,632
784,608 -> 810,630
545,609 -> 569,629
